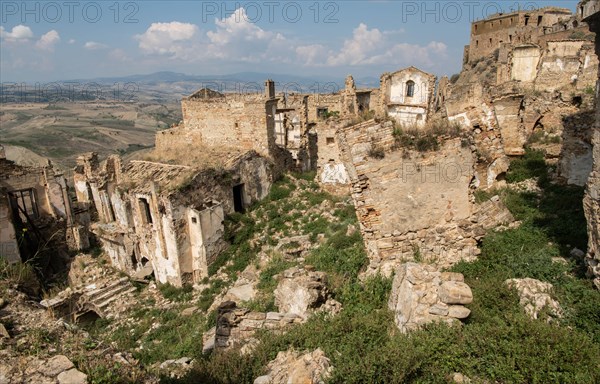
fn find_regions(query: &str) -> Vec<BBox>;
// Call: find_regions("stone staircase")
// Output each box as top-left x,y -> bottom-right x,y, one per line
75,277 -> 136,320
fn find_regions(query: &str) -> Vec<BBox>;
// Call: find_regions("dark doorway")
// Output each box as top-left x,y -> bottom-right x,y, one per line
233,184 -> 245,213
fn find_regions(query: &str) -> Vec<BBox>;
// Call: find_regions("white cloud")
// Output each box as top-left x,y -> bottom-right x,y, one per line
296,44 -> 328,66
109,48 -> 131,62
84,41 -> 108,50
68,39 -> 76,44
327,23 -> 384,66
35,30 -> 60,51
0,25 -> 34,42
291,23 -> 448,71
131,12 -> 448,73
134,9 -> 288,63
135,21 -> 197,56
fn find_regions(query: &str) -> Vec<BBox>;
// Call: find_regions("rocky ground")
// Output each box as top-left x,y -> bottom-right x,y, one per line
1,174 -> 356,383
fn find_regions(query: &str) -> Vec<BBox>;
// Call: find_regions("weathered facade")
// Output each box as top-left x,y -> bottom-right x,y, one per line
467,7 -> 582,65
0,144 -> 88,266
380,67 -> 437,127
74,151 -> 272,287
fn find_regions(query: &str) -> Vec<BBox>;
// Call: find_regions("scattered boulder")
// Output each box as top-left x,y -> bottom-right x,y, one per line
57,368 -> 88,384
210,301 -> 301,351
254,348 -> 332,384
274,267 -> 340,319
388,263 -> 473,332
505,278 -> 563,320
157,357 -> 193,379
0,323 -> 9,339
40,355 -> 75,377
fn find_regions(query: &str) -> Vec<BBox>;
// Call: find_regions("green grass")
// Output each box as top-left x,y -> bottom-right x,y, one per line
505,149 -> 547,183
158,283 -> 193,302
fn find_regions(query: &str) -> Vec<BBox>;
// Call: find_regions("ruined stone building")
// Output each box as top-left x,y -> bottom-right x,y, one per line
75,81 -> 326,286
445,4 -> 599,190
380,67 -> 437,127
466,7 -> 586,65
0,144 -> 88,268
74,150 -> 271,287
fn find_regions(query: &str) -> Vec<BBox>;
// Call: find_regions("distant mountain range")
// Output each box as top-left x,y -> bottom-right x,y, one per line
80,71 -> 380,89
1,71 -> 381,103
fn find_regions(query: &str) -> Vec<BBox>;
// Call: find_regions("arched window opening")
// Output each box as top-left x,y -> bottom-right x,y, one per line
406,81 -> 415,97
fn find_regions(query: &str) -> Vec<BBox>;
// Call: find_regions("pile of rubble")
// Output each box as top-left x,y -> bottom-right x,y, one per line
388,263 -> 474,333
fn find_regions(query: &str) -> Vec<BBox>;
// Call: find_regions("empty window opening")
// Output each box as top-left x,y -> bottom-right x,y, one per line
317,108 -> 329,119
9,189 -> 39,222
489,38 -> 493,46
474,24 -> 478,32
234,122 -> 239,128
233,184 -> 245,213
138,198 -> 153,225
141,257 -> 150,267
524,15 -> 530,26
537,16 -> 543,26
191,217 -> 198,224
406,81 -> 415,97
509,35 -> 513,42
326,137 -> 335,145
476,39 -> 479,47
416,114 -> 423,121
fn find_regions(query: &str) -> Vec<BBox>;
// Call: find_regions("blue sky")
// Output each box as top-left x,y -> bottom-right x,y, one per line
1,1 -> 579,82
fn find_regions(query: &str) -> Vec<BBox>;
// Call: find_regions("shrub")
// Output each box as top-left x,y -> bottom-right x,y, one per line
368,144 -> 385,159
158,283 -> 193,302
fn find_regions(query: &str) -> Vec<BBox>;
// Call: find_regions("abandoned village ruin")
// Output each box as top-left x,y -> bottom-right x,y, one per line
42,2 -> 599,289
2,1 -> 600,382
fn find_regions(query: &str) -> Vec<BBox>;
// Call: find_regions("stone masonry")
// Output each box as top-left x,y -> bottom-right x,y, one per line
388,263 -> 474,333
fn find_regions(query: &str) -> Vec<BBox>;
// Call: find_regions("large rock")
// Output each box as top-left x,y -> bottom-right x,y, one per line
57,368 -> 88,384
388,263 -> 473,332
253,348 -> 332,384
274,267 -> 336,318
505,278 -> 562,320
40,355 -> 74,377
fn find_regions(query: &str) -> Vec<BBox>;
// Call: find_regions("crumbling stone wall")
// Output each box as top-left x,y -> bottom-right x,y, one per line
1,152 -> 86,264
160,95 -> 276,159
468,7 -> 575,64
583,6 -> 600,289
388,263 -> 473,332
213,301 -> 300,350
337,120 -> 514,275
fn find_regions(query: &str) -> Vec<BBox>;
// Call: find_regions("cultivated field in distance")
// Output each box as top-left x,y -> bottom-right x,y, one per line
0,101 -> 182,171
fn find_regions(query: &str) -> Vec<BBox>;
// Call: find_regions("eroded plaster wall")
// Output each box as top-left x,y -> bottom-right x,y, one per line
381,68 -> 436,127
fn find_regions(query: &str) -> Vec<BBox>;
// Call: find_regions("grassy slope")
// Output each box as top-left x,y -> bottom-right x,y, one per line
84,157 -> 599,383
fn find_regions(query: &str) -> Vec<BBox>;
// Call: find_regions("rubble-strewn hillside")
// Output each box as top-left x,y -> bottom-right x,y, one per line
2,167 -> 599,383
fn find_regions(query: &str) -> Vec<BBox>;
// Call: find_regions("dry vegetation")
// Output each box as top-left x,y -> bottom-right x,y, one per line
0,101 -> 181,169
